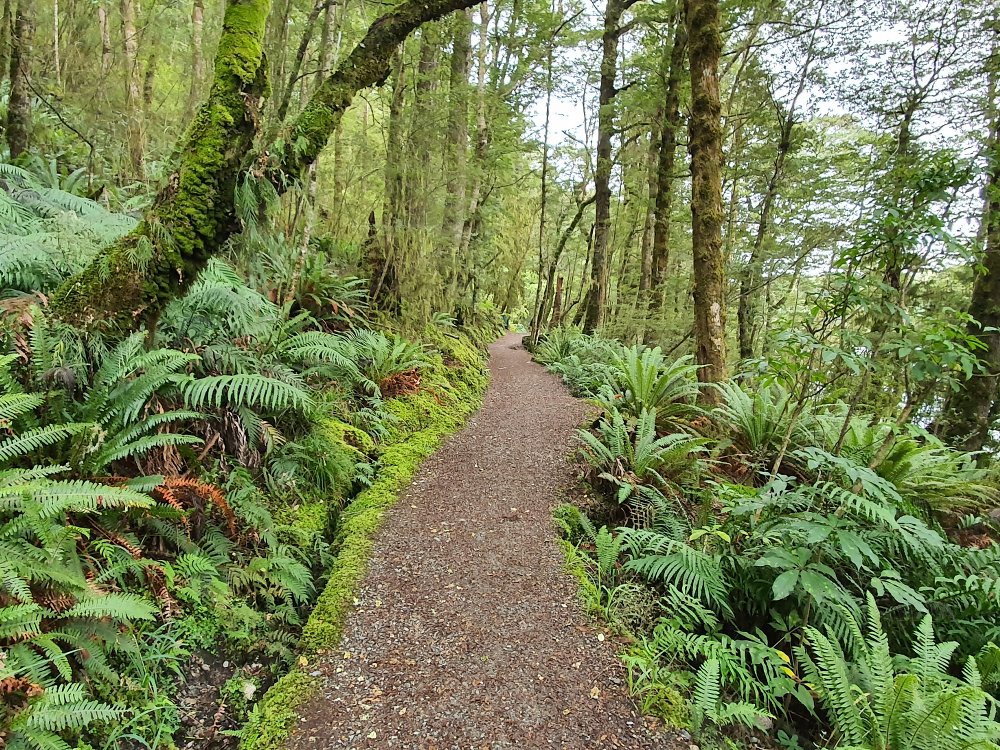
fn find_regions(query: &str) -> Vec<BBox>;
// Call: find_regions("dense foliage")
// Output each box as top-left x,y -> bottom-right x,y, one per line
0,179 -> 496,748
4,0 -> 1000,745
539,330 -> 1000,749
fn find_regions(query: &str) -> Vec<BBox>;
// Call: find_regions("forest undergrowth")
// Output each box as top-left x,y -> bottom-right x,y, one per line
0,164 -> 497,750
533,329 -> 1000,750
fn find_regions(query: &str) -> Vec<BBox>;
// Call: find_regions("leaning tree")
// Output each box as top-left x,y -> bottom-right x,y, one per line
50,0 -> 483,337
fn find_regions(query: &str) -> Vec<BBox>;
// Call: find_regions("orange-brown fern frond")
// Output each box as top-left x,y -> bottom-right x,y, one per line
157,477 -> 236,536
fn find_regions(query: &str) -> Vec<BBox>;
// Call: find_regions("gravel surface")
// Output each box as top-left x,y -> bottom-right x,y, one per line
289,333 -> 682,750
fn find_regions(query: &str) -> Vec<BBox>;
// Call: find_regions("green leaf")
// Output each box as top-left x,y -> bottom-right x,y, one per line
772,570 -> 799,601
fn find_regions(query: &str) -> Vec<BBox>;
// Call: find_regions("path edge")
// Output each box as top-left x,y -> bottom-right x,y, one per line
240,328 -> 495,750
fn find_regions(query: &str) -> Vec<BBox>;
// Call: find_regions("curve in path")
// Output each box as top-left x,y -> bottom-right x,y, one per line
289,333 -> 678,749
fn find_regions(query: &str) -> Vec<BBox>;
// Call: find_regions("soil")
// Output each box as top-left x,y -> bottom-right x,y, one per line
288,333 -> 684,750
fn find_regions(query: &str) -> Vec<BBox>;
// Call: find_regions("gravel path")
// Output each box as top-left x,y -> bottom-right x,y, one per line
288,333 -> 680,750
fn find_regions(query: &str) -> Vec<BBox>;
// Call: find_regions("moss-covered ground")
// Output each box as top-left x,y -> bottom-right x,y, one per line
240,326 -> 491,750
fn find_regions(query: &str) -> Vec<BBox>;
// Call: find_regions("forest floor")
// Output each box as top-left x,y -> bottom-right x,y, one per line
287,333 -> 682,749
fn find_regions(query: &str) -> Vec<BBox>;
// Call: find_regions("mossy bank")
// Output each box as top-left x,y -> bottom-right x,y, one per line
240,326 -> 492,750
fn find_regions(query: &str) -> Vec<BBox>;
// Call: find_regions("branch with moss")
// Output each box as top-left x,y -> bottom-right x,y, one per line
50,0 -> 484,338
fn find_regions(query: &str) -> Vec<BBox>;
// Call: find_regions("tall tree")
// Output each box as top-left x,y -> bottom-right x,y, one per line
187,0 -> 206,116
685,0 -> 727,398
5,2 -> 32,160
583,0 -> 639,332
441,8 -> 473,303
940,56 -> 1000,452
120,0 -> 145,178
736,8 -> 820,360
648,15 -> 686,339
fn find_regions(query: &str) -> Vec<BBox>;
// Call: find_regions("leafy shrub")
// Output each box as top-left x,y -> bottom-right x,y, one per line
598,347 -> 701,425
577,407 -> 707,504
348,329 -> 430,395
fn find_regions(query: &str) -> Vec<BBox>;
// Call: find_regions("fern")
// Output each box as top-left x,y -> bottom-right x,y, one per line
180,373 -> 313,412
800,593 -> 1000,750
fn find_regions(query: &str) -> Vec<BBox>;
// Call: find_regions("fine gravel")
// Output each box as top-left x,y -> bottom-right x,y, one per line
288,333 -> 683,750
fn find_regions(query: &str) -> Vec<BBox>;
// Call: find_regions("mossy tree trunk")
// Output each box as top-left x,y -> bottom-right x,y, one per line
51,0 -> 484,338
6,2 -> 32,160
583,0 -> 639,333
648,16 -> 686,336
685,0 -> 727,401
441,9 -> 473,304
940,78 -> 1000,452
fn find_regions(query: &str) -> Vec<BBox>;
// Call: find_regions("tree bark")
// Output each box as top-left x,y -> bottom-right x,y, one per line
52,0 -> 485,337
649,16 -> 686,326
685,0 -> 727,399
441,9 -> 473,302
143,50 -> 157,114
52,0 -> 60,87
5,2 -> 31,160
583,0 -> 636,333
940,74 -> 1000,452
120,0 -> 145,179
187,0 -> 206,116
98,1 -> 112,79
373,52 -> 407,312
405,26 -> 441,232
0,0 -> 11,88
638,108 -> 661,297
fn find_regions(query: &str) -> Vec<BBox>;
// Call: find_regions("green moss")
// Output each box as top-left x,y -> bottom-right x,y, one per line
321,418 -> 375,457
240,670 -> 319,750
50,0 -> 271,336
241,333 -> 488,749
556,538 -> 602,616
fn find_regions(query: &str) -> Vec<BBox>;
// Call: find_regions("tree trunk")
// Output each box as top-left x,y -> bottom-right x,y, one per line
52,0 -> 60,87
940,79 -> 1000,452
649,17 -> 686,325
583,0 -> 635,333
685,0 -> 727,399
187,0 -> 205,116
143,50 -> 157,114
405,26 -> 441,232
549,275 -> 564,327
0,0 -> 11,88
455,0 -> 491,315
52,0 -> 485,337
441,9 -> 473,303
373,52 -> 407,312
530,2 -> 554,344
638,109 -> 661,297
5,2 -> 31,160
98,1 -> 112,79
120,0 -> 145,179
